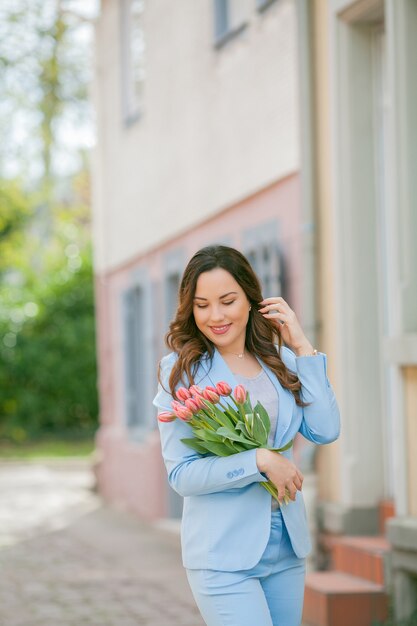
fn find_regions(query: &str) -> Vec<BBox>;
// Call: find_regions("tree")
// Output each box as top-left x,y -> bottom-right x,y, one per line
0,1 -> 99,442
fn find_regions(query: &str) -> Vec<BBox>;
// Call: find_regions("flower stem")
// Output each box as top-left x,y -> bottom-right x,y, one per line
260,481 -> 291,506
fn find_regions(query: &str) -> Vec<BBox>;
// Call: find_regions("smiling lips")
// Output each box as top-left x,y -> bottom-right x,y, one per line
210,324 -> 232,335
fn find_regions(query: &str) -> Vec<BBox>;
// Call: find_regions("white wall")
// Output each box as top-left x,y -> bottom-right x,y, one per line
92,0 -> 300,272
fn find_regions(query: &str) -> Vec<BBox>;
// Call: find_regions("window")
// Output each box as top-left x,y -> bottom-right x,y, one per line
243,222 -> 286,299
213,0 -> 249,48
256,0 -> 279,13
246,242 -> 285,299
165,273 -> 180,326
123,286 -> 145,434
120,0 -> 145,124
122,272 -> 154,439
163,249 -> 185,331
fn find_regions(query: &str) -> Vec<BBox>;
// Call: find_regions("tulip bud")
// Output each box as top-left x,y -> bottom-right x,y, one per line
195,394 -> 205,408
202,387 -> 220,404
173,405 -> 193,421
233,384 -> 246,404
215,381 -> 232,397
189,385 -> 203,397
157,411 -> 177,423
176,387 -> 191,402
171,400 -> 184,412
185,397 -> 200,414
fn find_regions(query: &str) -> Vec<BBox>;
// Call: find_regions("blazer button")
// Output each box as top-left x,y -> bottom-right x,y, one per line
226,471 -> 234,479
232,469 -> 239,477
238,468 -> 244,475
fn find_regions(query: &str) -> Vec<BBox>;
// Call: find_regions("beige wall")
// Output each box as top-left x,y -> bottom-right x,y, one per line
312,0 -> 341,503
93,0 -> 300,272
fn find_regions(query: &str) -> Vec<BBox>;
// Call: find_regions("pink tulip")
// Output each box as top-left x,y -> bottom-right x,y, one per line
172,405 -> 193,422
185,397 -> 200,414
157,411 -> 177,423
202,387 -> 220,404
189,385 -> 203,397
171,400 -> 184,412
215,381 -> 232,397
233,384 -> 246,404
176,387 -> 191,402
193,394 -> 205,409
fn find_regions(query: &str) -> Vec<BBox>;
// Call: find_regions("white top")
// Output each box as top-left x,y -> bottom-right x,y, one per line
234,368 -> 280,510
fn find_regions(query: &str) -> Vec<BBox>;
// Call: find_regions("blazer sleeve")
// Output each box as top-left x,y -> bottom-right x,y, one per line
280,346 -> 341,445
153,352 -> 269,498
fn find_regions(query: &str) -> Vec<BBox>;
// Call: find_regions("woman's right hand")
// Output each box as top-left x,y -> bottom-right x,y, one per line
256,448 -> 304,503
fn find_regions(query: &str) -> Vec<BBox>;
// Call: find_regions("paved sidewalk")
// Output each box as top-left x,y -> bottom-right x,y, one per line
0,460 -> 203,626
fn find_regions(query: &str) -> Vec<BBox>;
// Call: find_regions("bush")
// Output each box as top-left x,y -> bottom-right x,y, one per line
0,249 -> 98,441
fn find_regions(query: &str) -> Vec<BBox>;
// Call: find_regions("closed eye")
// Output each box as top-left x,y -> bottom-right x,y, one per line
195,301 -> 235,309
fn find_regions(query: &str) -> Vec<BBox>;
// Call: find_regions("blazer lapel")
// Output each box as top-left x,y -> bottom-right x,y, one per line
253,354 -> 295,448
198,348 -> 295,448
198,348 -> 239,412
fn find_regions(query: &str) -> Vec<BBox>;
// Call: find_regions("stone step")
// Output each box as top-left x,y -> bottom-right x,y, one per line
331,535 -> 390,585
302,571 -> 389,626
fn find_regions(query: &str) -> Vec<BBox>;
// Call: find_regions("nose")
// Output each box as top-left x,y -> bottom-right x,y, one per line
209,306 -> 225,323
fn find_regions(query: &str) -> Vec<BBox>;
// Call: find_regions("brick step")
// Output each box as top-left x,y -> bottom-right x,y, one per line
302,571 -> 389,626
331,535 -> 390,585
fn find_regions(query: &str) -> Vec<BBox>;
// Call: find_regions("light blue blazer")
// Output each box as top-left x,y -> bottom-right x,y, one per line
153,345 -> 340,571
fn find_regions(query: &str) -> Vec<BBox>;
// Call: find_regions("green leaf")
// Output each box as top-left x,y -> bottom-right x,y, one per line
199,440 -> 232,457
235,421 -> 251,438
244,412 -> 254,437
222,439 -> 241,453
211,404 -> 236,430
254,402 -> 271,435
193,428 -> 225,443
198,414 -> 220,430
243,392 -> 254,416
269,439 -> 294,453
223,406 -> 240,423
180,438 -> 210,454
252,413 -> 268,445
215,426 -> 258,447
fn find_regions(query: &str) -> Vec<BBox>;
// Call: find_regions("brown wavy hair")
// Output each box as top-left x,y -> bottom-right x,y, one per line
159,245 -> 308,407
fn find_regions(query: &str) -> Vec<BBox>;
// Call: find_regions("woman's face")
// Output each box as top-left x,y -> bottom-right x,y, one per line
192,268 -> 251,352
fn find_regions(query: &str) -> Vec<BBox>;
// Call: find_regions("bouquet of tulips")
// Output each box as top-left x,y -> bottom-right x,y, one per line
158,381 -> 294,505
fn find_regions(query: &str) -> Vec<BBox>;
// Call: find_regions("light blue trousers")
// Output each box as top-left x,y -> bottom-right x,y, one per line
186,509 -> 306,626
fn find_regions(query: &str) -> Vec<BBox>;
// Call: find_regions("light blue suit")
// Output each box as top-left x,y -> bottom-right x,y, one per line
153,345 -> 340,573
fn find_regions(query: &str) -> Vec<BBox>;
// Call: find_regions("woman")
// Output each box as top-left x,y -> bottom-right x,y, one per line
153,245 -> 340,626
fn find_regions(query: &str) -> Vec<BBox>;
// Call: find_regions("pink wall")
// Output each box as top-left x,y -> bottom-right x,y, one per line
94,173 -> 302,520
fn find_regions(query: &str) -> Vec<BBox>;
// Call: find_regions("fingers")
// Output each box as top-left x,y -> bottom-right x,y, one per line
293,474 -> 303,492
286,484 -> 297,501
259,296 -> 287,305
270,457 -> 303,503
294,470 -> 304,491
277,485 -> 286,503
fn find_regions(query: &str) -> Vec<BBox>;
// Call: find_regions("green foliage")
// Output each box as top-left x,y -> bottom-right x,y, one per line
0,0 -> 95,181
0,4 -> 98,443
0,172 -> 98,443
0,437 -> 95,459
372,609 -> 417,626
372,595 -> 417,626
0,245 -> 98,442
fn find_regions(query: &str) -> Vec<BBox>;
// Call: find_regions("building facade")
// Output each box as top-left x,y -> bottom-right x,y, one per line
92,0 -> 417,622
297,0 -> 417,622
91,0 -> 326,526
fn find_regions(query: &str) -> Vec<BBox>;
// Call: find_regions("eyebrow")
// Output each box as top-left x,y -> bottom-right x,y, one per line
193,291 -> 238,301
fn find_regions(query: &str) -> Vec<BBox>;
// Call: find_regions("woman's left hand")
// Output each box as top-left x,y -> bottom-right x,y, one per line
258,297 -> 314,355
